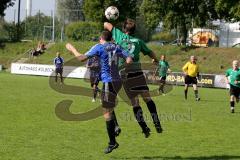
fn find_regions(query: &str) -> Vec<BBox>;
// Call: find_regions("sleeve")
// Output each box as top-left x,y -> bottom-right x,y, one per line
225,69 -> 230,77
182,62 -> 189,72
53,58 -> 56,65
140,40 -> 152,55
112,27 -> 124,44
167,62 -> 170,68
61,57 -> 64,63
85,44 -> 100,58
116,46 -> 130,59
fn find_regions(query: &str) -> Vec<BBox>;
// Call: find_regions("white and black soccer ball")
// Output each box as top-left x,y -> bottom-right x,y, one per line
105,6 -> 119,21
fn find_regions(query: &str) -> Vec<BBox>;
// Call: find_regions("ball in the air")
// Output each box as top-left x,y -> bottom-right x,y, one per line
105,6 -> 119,21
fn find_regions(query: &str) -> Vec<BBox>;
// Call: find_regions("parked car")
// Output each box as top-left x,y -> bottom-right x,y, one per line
169,39 -> 192,46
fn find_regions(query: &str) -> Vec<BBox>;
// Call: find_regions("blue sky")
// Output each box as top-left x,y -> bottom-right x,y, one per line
4,0 -> 55,22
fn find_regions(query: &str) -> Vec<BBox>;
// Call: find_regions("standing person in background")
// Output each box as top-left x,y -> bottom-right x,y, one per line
54,52 -> 64,84
104,18 -> 163,137
154,54 -> 171,95
86,56 -> 101,102
182,55 -> 200,101
225,60 -> 240,113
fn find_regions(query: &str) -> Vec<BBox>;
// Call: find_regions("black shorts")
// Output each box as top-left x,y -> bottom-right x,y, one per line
90,76 -> 99,87
102,81 -> 122,108
185,75 -> 197,85
55,68 -> 63,74
121,71 -> 149,99
230,84 -> 240,97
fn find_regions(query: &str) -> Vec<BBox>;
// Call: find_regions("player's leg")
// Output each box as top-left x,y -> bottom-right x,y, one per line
131,97 -> 151,138
141,91 -> 163,133
230,95 -> 235,113
193,77 -> 200,101
90,77 -> 96,102
59,68 -> 63,83
159,77 -> 166,95
93,84 -> 98,101
193,84 -> 200,101
184,76 -> 189,100
121,72 -> 150,137
111,81 -> 123,137
103,108 -> 119,154
55,69 -> 59,83
102,82 -> 119,154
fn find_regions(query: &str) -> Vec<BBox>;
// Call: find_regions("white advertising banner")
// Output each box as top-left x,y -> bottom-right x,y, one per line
11,63 -> 89,79
214,75 -> 229,89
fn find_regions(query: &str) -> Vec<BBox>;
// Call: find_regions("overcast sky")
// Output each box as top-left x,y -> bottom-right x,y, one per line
4,0 -> 55,22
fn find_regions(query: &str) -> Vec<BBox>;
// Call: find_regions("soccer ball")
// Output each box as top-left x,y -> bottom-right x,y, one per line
105,6 -> 119,21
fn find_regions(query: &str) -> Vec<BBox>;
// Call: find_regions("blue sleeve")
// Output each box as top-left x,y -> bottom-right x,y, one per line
85,44 -> 100,58
116,46 -> 130,58
61,57 -> 64,63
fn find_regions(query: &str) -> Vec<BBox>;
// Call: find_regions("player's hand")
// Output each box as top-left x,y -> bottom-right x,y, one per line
152,59 -> 158,65
226,79 -> 230,84
234,80 -> 238,84
66,43 -> 76,53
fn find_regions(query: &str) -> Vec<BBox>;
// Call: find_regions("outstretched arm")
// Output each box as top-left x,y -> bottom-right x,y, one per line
148,51 -> 159,64
104,22 -> 113,31
66,43 -> 88,62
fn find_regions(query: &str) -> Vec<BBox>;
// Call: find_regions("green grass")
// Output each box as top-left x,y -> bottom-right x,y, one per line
1,41 -> 240,74
1,72 -> 240,160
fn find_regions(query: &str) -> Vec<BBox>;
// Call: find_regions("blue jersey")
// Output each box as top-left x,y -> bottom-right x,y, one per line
54,57 -> 64,68
85,42 -> 129,83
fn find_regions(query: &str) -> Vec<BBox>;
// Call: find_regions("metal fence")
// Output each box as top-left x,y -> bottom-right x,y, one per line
1,9 -> 84,42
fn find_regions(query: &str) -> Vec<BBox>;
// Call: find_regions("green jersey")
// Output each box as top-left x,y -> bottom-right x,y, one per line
111,27 -> 152,67
225,68 -> 240,88
158,60 -> 169,77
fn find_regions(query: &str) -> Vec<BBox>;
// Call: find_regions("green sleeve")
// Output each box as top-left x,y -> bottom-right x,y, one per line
111,27 -> 124,44
140,40 -> 152,55
225,69 -> 230,76
167,62 -> 170,68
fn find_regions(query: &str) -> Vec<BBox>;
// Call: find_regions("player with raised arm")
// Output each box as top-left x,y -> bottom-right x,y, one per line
66,30 -> 132,154
182,56 -> 200,101
225,60 -> 240,113
104,18 -> 163,138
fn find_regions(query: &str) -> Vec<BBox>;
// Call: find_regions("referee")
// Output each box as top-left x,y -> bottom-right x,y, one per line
182,55 -> 200,101
54,52 -> 64,84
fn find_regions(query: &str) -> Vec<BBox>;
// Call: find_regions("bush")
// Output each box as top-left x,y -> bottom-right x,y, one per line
65,21 -> 102,41
151,31 -> 176,42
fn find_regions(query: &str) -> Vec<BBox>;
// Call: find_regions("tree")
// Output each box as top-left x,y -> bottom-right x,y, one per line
215,0 -> 240,21
0,0 -> 15,17
57,0 -> 85,23
83,0 -> 138,23
140,0 -> 240,45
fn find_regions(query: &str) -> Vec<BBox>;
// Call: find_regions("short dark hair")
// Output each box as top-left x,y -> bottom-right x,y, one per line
123,18 -> 136,35
101,30 -> 112,41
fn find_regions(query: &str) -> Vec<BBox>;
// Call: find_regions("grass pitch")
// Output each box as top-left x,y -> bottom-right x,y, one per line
1,72 -> 240,160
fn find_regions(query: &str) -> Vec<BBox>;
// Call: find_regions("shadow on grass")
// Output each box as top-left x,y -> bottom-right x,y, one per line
180,45 -> 200,52
116,155 -> 240,160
